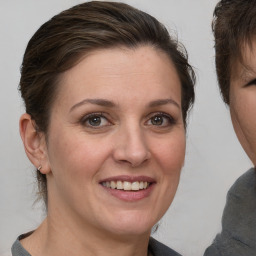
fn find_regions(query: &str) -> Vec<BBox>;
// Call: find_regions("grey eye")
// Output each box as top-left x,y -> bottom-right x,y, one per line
146,113 -> 175,127
88,116 -> 102,126
81,114 -> 110,128
151,116 -> 164,126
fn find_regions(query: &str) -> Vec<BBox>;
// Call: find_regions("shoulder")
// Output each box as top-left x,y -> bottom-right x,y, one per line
221,168 -> 256,244
149,237 -> 182,256
204,168 -> 256,256
11,234 -> 32,256
227,168 -> 256,200
223,168 -> 256,221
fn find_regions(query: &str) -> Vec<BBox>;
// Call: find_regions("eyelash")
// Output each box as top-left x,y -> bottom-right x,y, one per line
79,112 -> 176,129
245,78 -> 256,87
80,112 -> 111,128
146,112 -> 176,127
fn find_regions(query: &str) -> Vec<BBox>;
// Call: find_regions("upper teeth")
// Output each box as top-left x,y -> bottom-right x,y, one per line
102,181 -> 149,190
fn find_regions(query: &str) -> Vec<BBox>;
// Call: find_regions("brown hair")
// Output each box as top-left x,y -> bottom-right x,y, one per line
212,0 -> 256,104
20,1 -> 195,205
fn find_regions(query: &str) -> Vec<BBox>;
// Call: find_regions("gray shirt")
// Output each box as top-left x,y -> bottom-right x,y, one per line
204,168 -> 256,256
11,235 -> 181,256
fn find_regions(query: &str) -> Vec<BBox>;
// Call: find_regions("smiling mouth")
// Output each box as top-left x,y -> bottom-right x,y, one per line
101,181 -> 151,191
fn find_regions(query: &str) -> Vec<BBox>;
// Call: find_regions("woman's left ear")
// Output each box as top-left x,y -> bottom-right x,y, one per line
19,113 -> 51,174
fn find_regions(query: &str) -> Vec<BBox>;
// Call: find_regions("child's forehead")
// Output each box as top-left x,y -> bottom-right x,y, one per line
231,41 -> 256,81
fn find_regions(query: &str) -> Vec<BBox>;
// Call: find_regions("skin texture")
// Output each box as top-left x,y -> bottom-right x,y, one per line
230,41 -> 256,166
20,46 -> 185,256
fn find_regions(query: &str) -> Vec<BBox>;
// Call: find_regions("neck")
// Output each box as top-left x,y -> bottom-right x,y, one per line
21,213 -> 150,256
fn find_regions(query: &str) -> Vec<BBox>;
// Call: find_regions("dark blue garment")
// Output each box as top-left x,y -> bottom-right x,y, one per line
204,168 -> 256,256
11,234 -> 181,256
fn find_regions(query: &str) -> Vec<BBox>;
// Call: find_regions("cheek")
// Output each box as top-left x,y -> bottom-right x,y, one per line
230,91 -> 256,138
47,130 -> 109,184
46,132 -> 113,211
230,89 -> 256,164
151,131 -> 186,174
149,132 -> 185,217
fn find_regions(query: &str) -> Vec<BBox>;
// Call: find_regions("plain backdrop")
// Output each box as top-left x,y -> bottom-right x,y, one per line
0,1 -> 252,256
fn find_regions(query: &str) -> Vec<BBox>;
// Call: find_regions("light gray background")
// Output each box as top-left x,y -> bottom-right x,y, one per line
0,1 -> 252,256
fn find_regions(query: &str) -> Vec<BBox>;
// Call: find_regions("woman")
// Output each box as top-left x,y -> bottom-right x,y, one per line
204,0 -> 256,255
13,1 -> 195,255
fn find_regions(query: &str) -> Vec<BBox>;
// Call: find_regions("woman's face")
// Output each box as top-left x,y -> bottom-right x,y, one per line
43,46 -> 185,237
230,41 -> 256,166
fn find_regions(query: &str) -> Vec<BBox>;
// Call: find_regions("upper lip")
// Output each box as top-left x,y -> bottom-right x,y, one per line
99,175 -> 156,183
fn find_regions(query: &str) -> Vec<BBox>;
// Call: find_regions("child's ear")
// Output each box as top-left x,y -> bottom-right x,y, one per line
19,113 -> 51,174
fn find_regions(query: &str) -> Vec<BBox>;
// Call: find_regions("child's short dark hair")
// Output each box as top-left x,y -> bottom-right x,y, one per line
213,0 -> 256,104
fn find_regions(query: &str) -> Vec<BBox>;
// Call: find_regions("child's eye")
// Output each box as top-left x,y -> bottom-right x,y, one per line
81,113 -> 110,128
147,113 -> 175,127
245,78 -> 256,87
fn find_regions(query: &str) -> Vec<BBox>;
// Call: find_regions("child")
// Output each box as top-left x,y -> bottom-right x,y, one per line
204,1 -> 256,255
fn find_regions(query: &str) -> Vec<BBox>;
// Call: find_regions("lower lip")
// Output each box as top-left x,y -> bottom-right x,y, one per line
101,184 -> 155,202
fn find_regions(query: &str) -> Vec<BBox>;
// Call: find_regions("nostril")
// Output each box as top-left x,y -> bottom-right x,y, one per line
112,131 -> 151,166
116,151 -> 151,168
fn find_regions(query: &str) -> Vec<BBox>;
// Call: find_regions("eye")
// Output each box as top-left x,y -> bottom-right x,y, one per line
151,115 -> 165,126
146,113 -> 175,127
245,78 -> 256,87
81,113 -> 110,128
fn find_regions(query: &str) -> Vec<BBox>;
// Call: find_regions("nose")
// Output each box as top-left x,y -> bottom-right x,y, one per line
113,124 -> 151,167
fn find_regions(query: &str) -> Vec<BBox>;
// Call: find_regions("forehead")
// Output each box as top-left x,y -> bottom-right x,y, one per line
231,40 -> 256,81
55,46 -> 181,104
66,46 -> 176,77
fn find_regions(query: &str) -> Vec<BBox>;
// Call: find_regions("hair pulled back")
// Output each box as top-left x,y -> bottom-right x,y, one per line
20,1 -> 195,205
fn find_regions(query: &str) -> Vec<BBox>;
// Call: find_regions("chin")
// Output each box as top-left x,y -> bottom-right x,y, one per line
107,225 -> 152,238
102,211 -> 158,237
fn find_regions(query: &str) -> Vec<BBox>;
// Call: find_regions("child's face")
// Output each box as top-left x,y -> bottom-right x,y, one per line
230,41 -> 256,166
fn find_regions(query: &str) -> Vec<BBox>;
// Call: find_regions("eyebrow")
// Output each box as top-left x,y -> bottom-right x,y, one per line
240,68 -> 256,86
148,99 -> 180,109
70,97 -> 180,112
70,98 -> 115,112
